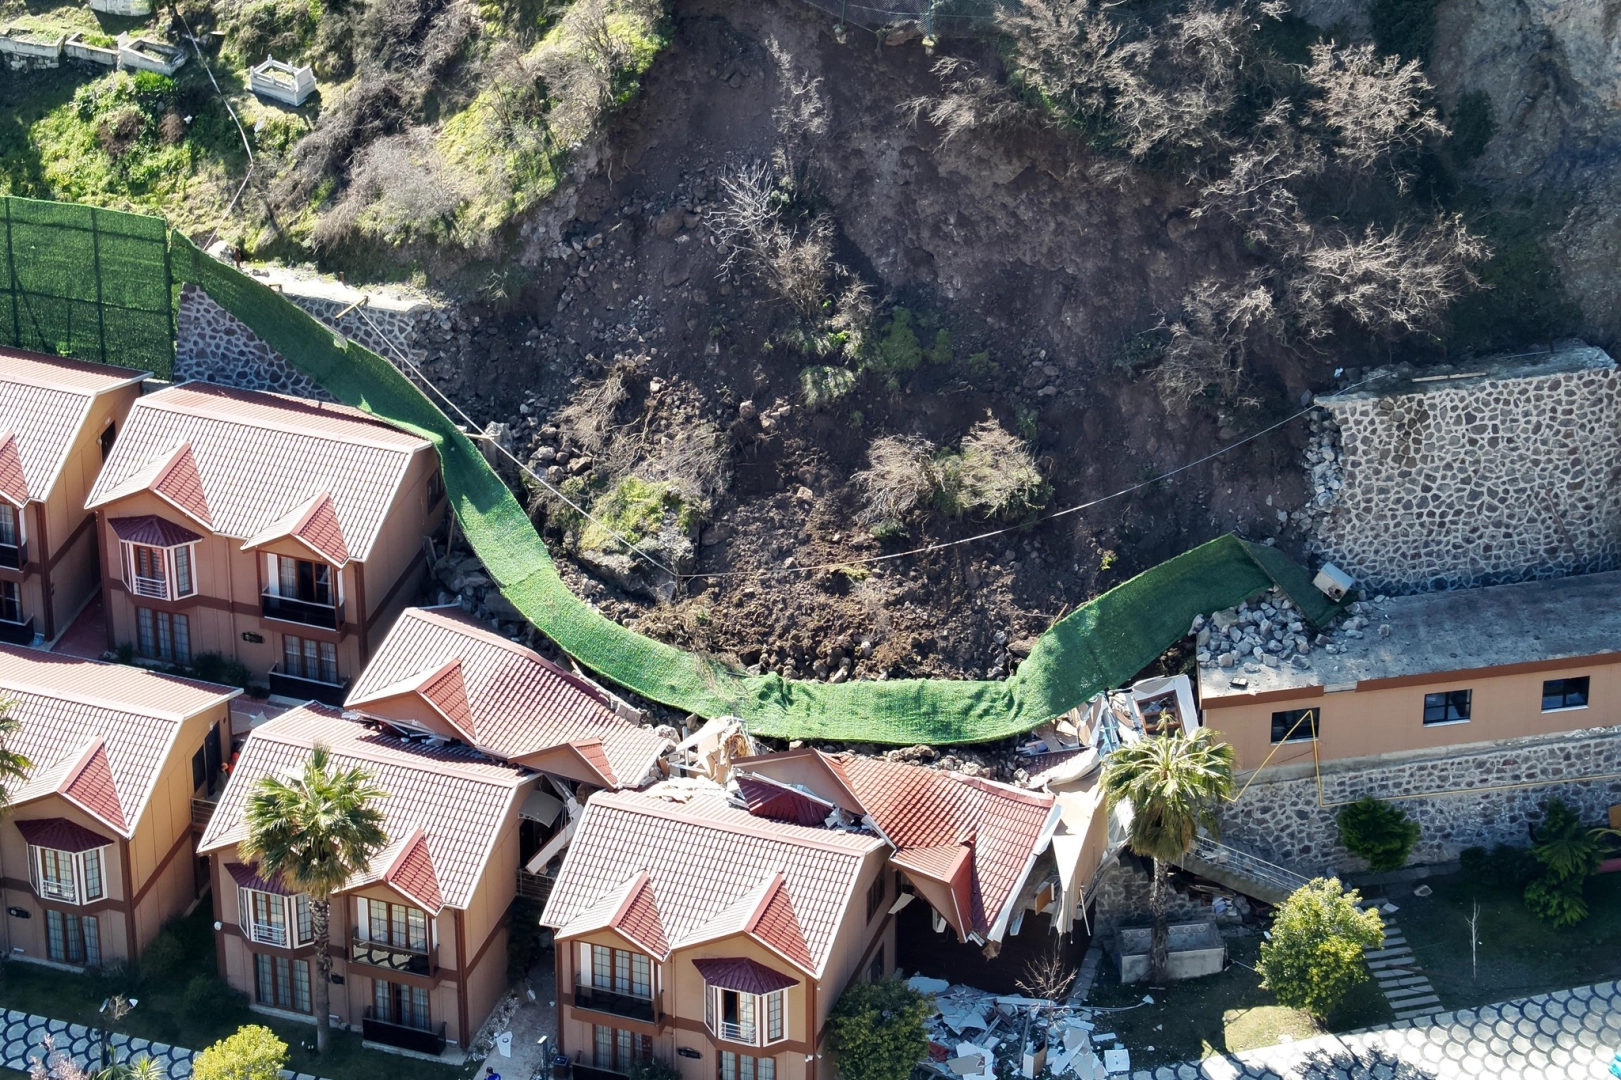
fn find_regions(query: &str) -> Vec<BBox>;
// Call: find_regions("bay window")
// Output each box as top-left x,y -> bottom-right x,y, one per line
705,986 -> 786,1046
238,886 -> 313,948
28,845 -> 106,905
121,541 -> 197,601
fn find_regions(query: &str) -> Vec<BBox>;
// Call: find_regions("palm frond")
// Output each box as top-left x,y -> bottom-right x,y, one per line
1101,728 -> 1235,865
239,743 -> 389,899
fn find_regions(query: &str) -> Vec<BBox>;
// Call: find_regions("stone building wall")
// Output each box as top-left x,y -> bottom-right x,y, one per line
1216,725 -> 1621,874
1302,346 -> 1621,595
1090,855 -> 1220,933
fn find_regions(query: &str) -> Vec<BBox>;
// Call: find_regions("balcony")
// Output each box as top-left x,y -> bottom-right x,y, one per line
268,666 -> 351,707
191,797 -> 218,828
516,869 -> 555,904
714,1020 -> 757,1044
351,931 -> 436,977
0,616 -> 32,646
574,983 -> 658,1024
0,541 -> 23,570
247,920 -> 289,948
38,877 -> 76,904
131,574 -> 170,600
362,1009 -> 446,1057
260,591 -> 343,630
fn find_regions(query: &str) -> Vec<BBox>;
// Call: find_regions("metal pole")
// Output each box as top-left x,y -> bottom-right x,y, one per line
91,207 -> 107,365
4,199 -> 18,348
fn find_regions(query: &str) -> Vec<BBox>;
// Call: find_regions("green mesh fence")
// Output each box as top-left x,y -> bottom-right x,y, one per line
15,200 -> 1342,744
0,198 -> 173,378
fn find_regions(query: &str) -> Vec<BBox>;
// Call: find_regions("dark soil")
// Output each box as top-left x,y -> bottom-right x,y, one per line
414,0 -> 1354,686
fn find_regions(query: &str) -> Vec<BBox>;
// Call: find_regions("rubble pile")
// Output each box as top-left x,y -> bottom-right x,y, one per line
1195,588 -> 1394,674
1293,407 -> 1344,532
910,977 -> 1128,1080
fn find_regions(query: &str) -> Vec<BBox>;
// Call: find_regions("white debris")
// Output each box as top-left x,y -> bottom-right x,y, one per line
908,975 -> 952,996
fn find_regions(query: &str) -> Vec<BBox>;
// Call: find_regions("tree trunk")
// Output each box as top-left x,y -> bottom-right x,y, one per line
313,896 -> 332,1054
1148,858 -> 1170,983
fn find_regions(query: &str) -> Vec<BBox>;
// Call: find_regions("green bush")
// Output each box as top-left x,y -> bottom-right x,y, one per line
801,364 -> 858,409
1257,877 -> 1384,1020
934,420 -> 1050,521
189,652 -> 253,691
1523,874 -> 1588,928
925,328 -> 952,366
872,308 -> 923,373
183,974 -> 238,1019
1459,843 -> 1538,887
1520,797 -> 1603,927
1336,796 -> 1420,872
192,1025 -> 287,1080
141,929 -> 185,981
626,1058 -> 682,1080
826,978 -> 931,1080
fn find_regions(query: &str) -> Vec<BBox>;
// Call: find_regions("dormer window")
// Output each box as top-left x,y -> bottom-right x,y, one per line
695,959 -> 793,1047
111,517 -> 202,602
29,845 -> 105,905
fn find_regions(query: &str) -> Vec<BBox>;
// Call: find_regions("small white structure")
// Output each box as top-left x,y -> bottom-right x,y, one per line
1312,561 -> 1355,601
249,56 -> 316,106
0,26 -> 64,71
64,32 -> 118,67
1116,920 -> 1228,983
89,0 -> 153,14
116,34 -> 185,75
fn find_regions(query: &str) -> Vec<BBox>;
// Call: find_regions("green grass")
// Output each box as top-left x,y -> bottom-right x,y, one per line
1391,870 -> 1621,1011
1085,931 -> 1392,1068
2,0 -> 148,42
0,904 -> 474,1080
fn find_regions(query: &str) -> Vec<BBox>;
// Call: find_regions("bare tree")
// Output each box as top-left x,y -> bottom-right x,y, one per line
1304,42 -> 1448,186
1017,946 -> 1079,1017
900,57 -> 1024,146
1192,100 -> 1321,247
767,37 -> 829,175
708,163 -> 842,318
1153,278 -> 1277,406
1286,214 -> 1488,338
311,127 -> 469,248
999,0 -> 1132,129
853,435 -> 940,527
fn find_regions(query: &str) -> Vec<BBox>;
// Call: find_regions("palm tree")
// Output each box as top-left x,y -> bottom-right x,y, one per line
1101,727 -> 1235,982
240,745 -> 387,1054
0,704 -> 33,809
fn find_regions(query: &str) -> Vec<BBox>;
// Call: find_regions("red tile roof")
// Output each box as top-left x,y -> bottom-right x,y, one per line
554,871 -> 670,958
690,957 -> 799,994
15,817 -> 116,852
736,774 -> 834,828
542,786 -> 882,978
148,442 -> 213,526
86,383 -> 431,562
226,861 -> 295,895
108,515 -> 205,547
199,704 -> 530,910
383,828 -> 445,914
347,607 -> 669,788
242,491 -> 351,565
0,645 -> 238,837
738,751 -> 1060,942
0,349 -> 145,505
58,739 -> 127,832
0,432 -> 27,507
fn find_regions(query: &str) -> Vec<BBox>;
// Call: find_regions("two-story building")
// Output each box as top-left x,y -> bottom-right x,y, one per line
541,784 -> 889,1080
0,644 -> 238,967
1198,570 -> 1621,772
0,348 -> 147,645
344,605 -> 673,890
84,383 -> 444,696
198,703 -> 534,1057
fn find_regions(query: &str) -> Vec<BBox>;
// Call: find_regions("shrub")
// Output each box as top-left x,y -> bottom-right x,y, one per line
626,1059 -> 682,1080
189,653 -> 253,691
140,930 -> 185,981
182,974 -> 238,1019
1520,797 -> 1603,927
853,435 -> 939,530
826,978 -> 931,1080
801,365 -> 858,409
872,308 -> 923,373
1336,796 -> 1420,872
1459,843 -> 1537,887
935,419 -> 1050,520
1257,877 -> 1384,1020
191,1025 -> 287,1080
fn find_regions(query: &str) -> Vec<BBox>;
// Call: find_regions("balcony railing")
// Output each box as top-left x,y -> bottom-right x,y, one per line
715,1020 -> 757,1044
351,931 -> 436,977
268,666 -> 351,707
132,574 -> 169,599
39,878 -> 76,904
574,983 -> 658,1024
516,869 -> 555,903
260,591 -> 343,630
0,541 -> 23,570
362,1009 -> 446,1057
0,616 -> 33,646
248,921 -> 289,948
191,797 -> 218,828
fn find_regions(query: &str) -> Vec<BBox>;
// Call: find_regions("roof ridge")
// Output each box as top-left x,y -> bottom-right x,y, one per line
398,607 -> 615,705
249,717 -> 529,788
0,676 -> 234,721
595,791 -> 879,855
139,388 -> 428,453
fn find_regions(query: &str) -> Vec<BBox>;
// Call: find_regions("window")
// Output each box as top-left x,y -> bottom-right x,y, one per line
0,581 -> 21,625
1270,708 -> 1318,744
374,980 -> 431,1030
706,985 -> 787,1046
719,1053 -> 775,1080
1542,677 -> 1590,712
592,1026 -> 651,1072
358,897 -> 429,953
122,543 -> 197,602
28,846 -> 106,905
426,469 -> 444,509
275,555 -> 332,605
282,635 -> 339,685
255,953 -> 312,1013
238,888 -> 314,948
588,944 -> 651,998
1422,689 -> 1472,725
0,504 -> 16,548
99,422 -> 117,463
866,874 -> 886,921
135,609 -> 190,664
45,911 -> 99,967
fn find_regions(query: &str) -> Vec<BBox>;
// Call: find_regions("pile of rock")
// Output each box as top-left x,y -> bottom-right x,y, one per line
1195,588 -> 1394,674
431,547 -> 529,639
1289,408 -> 1344,534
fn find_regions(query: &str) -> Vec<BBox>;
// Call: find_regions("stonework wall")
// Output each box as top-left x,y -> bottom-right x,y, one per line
1090,856 -> 1218,932
1217,726 -> 1621,874
1303,348 -> 1621,594
175,279 -> 441,397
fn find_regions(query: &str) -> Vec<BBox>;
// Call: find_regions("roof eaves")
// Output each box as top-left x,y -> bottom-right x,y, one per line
984,800 -> 1065,944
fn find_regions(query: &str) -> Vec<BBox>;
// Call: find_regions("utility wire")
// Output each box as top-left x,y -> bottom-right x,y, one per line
173,8 -> 255,252
353,307 -> 683,579
353,298 -> 1381,585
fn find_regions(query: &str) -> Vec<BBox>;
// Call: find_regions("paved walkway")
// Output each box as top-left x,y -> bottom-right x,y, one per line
0,1008 -> 328,1080
1131,980 -> 1621,1079
1359,901 -> 1442,1022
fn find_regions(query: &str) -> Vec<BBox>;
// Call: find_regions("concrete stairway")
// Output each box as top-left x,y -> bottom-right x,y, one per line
1360,900 -> 1445,1021
1177,836 -> 1312,905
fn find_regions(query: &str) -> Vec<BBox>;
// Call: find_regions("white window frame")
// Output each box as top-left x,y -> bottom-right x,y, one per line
705,985 -> 788,1047
0,503 -> 22,548
28,845 -> 108,905
120,541 -> 198,601
237,886 -> 313,948
265,553 -> 344,605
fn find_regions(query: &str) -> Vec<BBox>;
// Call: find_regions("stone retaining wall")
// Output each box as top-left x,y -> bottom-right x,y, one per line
1304,347 -> 1621,594
1217,725 -> 1621,873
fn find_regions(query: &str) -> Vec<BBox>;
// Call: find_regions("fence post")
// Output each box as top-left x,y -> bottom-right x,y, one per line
3,199 -> 17,349
91,207 -> 108,365
163,229 -> 176,380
